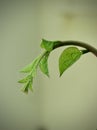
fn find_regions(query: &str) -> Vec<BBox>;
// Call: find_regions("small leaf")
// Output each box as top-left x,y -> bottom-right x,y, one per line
41,39 -> 58,51
18,75 -> 32,83
59,47 -> 82,76
21,82 -> 29,94
20,57 -> 40,73
21,80 -> 33,94
28,82 -> 33,92
39,52 -> 50,77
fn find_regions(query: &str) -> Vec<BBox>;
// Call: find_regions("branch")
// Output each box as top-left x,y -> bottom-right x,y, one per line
19,39 -> 97,93
53,41 -> 97,57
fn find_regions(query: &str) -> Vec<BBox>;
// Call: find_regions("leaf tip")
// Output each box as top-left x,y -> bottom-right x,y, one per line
59,72 -> 63,77
20,69 -> 28,73
46,73 -> 50,78
21,88 -> 28,94
18,80 -> 21,83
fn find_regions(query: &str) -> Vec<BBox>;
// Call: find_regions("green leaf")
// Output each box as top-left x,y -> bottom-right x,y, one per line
28,81 -> 33,92
21,82 -> 29,94
21,80 -> 33,94
18,75 -> 32,83
39,52 -> 50,77
41,39 -> 58,51
59,47 -> 82,76
20,57 -> 40,74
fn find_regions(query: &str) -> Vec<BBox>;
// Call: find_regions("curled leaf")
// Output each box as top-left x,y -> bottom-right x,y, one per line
41,39 -> 58,51
59,47 -> 82,76
39,52 -> 50,77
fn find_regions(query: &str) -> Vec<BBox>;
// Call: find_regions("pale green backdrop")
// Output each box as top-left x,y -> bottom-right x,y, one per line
0,0 -> 97,130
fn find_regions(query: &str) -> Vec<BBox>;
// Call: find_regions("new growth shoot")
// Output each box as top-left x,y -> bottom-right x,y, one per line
18,39 -> 97,93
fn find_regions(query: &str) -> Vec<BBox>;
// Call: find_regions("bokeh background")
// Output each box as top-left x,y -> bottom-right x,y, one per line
0,0 -> 97,130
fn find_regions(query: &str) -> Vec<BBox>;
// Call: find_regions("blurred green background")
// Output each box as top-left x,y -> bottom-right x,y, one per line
0,0 -> 97,130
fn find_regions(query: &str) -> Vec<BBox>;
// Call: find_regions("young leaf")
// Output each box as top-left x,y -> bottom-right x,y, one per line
21,80 -> 33,94
21,82 -> 29,94
20,57 -> 40,74
39,52 -> 50,77
18,75 -> 32,83
59,47 -> 82,76
28,81 -> 33,92
41,39 -> 58,51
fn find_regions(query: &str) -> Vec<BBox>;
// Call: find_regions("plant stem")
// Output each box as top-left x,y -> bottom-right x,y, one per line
81,49 -> 90,55
53,41 -> 97,57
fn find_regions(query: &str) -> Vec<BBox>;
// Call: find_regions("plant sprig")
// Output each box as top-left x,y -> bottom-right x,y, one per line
18,39 -> 97,93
